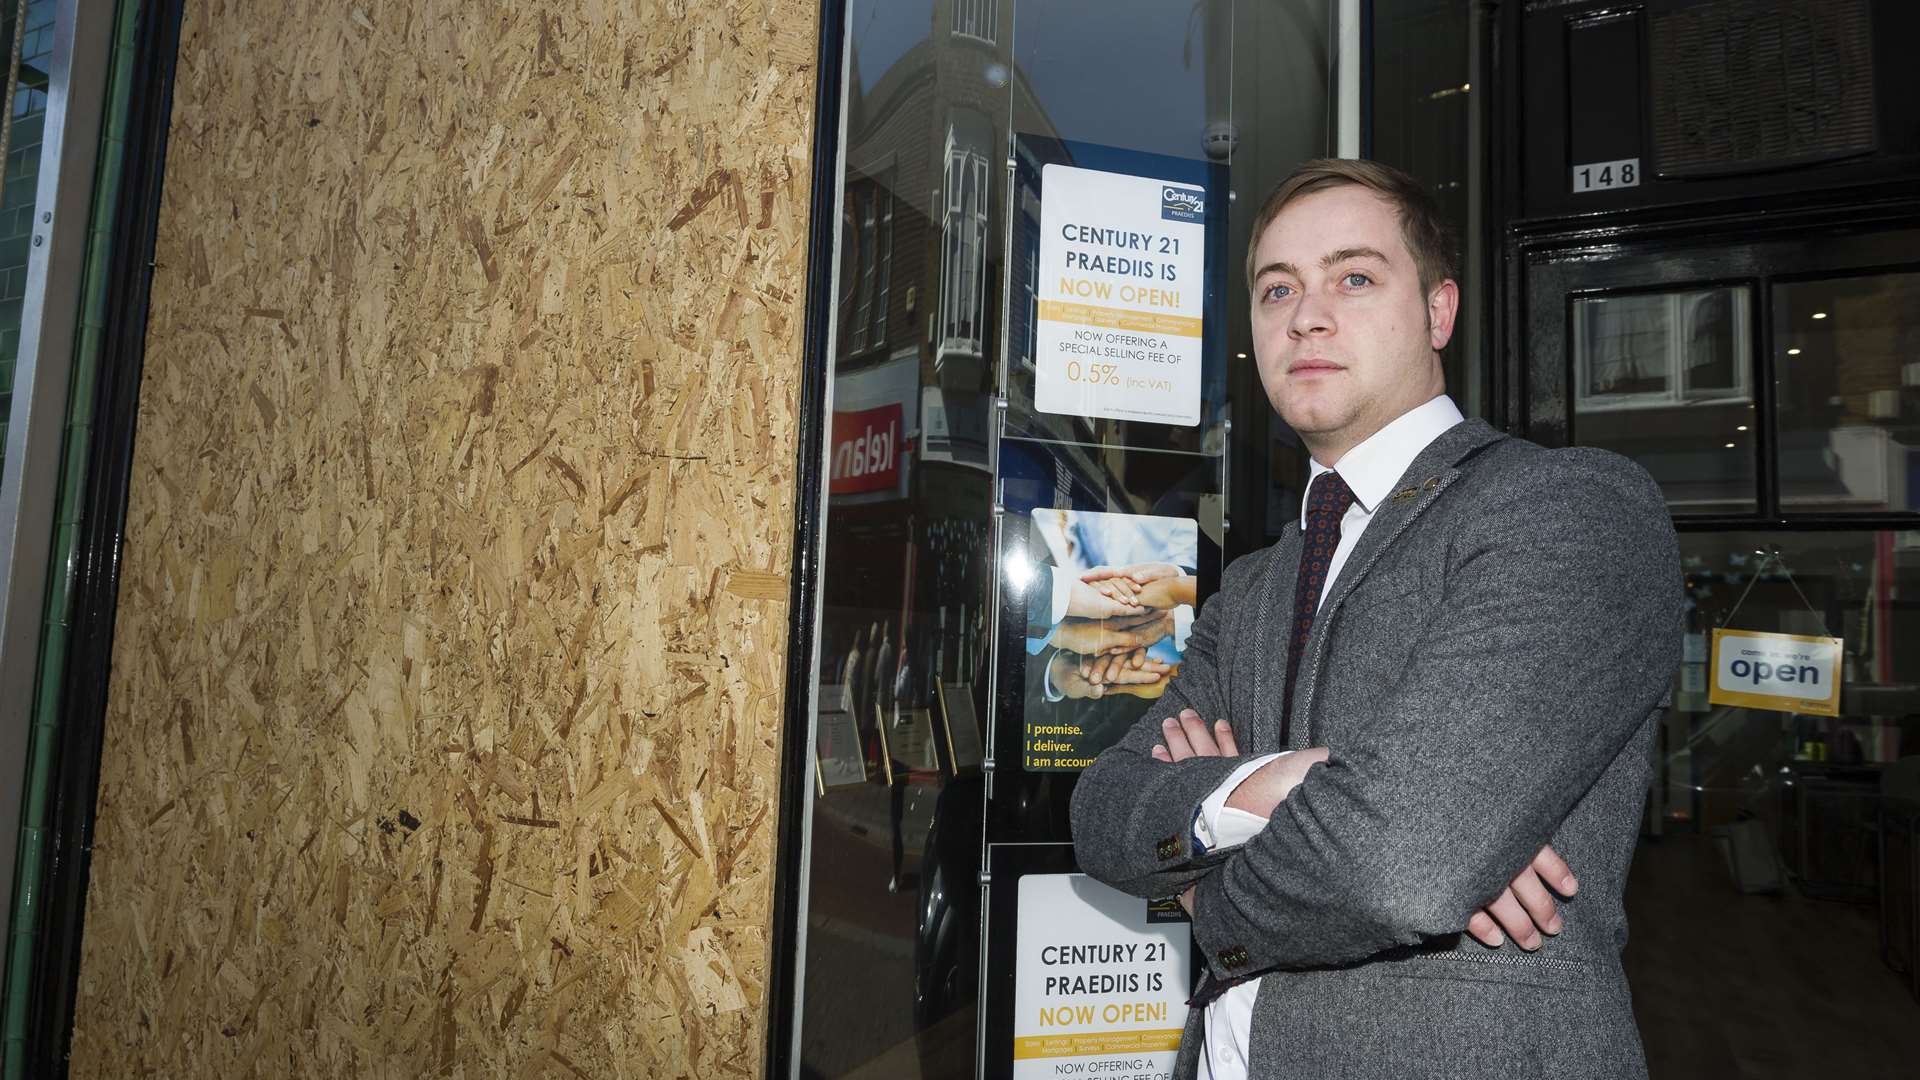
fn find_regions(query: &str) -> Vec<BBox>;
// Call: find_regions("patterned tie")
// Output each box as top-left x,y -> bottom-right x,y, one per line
1188,472 -> 1359,1012
1280,470 -> 1357,745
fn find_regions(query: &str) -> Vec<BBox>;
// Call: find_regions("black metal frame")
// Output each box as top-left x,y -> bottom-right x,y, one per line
1483,0 -> 1522,430
763,0 -> 849,1076
1358,0 -> 1375,160
20,0 -> 185,1075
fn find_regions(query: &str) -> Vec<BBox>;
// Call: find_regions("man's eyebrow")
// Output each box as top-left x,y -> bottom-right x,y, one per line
1251,260 -> 1301,281
1321,246 -> 1390,267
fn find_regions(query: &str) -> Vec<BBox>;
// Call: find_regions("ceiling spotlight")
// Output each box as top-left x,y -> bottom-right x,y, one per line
1235,352 -> 1247,359
1724,442 -> 1736,449
1787,347 -> 1802,355
1736,425 -> 1748,431
1812,312 -> 1828,320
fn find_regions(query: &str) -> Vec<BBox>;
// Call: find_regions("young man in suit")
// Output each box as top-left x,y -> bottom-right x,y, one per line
1071,159 -> 1681,1079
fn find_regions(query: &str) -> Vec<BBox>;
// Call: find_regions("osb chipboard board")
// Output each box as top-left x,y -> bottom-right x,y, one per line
68,1 -> 820,1076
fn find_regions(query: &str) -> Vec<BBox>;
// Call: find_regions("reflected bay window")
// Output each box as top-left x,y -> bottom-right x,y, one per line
940,124 -> 991,361
951,0 -> 998,45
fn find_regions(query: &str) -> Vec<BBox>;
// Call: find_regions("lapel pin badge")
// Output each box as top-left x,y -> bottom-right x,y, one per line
1391,487 -> 1418,503
1422,475 -> 1442,490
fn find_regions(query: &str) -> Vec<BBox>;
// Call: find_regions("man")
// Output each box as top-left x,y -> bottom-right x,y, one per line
1070,159 -> 1680,1079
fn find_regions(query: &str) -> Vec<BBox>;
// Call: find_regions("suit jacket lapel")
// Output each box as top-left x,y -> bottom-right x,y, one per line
1290,419 -> 1507,747
1253,525 -> 1303,754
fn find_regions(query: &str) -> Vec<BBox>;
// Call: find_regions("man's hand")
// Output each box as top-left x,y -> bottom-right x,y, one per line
1149,704 -> 1246,762
1085,564 -> 1194,612
1081,570 -> 1143,606
1051,611 -> 1175,656
1079,647 -> 1159,682
1048,649 -> 1171,699
1131,574 -> 1198,612
1149,710 -> 1579,947
1065,578 -> 1147,621
1084,562 -> 1185,586
1466,845 -> 1578,951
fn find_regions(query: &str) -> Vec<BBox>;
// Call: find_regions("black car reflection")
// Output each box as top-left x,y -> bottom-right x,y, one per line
913,772 -> 983,1066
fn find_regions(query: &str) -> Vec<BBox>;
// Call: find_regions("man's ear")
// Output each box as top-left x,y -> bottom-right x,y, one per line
1426,278 -> 1460,351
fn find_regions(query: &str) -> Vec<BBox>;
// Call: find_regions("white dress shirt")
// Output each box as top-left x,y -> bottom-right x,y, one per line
1195,394 -> 1465,1080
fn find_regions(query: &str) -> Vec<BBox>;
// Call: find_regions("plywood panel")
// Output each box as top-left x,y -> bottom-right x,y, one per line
68,1 -> 819,1076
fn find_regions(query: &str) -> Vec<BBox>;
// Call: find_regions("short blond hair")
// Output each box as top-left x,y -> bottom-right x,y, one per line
1244,158 -> 1458,297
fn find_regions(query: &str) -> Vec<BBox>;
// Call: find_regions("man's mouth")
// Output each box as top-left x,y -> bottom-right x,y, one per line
1287,358 -> 1344,376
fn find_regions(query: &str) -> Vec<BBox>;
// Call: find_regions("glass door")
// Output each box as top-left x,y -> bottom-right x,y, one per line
788,2 -> 1332,1076
1523,221 -> 1920,1075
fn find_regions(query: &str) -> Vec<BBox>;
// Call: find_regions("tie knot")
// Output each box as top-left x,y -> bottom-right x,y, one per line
1308,470 -> 1356,519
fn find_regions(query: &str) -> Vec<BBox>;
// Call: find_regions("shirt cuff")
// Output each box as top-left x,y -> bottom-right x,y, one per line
1050,567 -> 1073,626
1191,753 -> 1289,850
1041,651 -> 1066,703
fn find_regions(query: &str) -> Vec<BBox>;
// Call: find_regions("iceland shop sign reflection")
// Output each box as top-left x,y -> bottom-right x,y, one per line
829,402 -> 905,496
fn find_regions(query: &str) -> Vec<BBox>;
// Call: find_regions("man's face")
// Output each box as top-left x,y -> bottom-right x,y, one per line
1247,184 -> 1457,463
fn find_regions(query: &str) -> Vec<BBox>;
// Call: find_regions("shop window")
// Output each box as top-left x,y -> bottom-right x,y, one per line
1573,288 -> 1752,409
1775,270 -> 1920,513
1569,286 -> 1760,514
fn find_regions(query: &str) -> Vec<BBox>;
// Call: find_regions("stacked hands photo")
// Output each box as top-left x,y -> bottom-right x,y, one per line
1025,509 -> 1201,704
1046,561 -> 1194,700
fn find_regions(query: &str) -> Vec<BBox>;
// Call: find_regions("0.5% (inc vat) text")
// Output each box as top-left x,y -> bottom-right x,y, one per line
1065,361 -> 1121,385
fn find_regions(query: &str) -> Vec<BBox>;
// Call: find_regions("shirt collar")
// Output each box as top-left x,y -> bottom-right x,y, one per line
1302,395 -> 1466,527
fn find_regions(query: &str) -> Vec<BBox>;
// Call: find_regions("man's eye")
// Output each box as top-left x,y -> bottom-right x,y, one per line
1262,283 -> 1293,301
1343,272 -> 1372,287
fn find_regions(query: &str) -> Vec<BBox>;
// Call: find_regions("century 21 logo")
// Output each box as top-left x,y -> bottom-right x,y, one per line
1160,186 -> 1204,222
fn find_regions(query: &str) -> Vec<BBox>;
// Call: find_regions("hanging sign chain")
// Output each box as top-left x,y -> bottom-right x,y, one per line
1715,548 -> 1837,639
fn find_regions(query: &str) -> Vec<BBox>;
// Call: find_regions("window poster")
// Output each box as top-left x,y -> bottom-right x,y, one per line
1013,873 -> 1189,1079
994,436 -> 1218,775
1033,164 -> 1206,426
1019,508 -> 1198,771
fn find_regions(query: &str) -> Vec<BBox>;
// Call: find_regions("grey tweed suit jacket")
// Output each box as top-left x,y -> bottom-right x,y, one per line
1070,418 -> 1681,1079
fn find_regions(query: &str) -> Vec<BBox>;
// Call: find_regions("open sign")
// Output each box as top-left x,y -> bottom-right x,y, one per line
1708,629 -> 1842,717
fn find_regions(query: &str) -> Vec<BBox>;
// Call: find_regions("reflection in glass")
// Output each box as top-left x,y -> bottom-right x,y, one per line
1571,287 -> 1757,513
843,179 -> 894,357
796,2 -> 1319,1075
940,115 -> 994,363
1775,271 -> 1920,512
803,3 -> 1006,1075
0,0 -> 57,477
1001,0 -> 1237,453
1625,529 -> 1920,1072
1369,0 -> 1476,409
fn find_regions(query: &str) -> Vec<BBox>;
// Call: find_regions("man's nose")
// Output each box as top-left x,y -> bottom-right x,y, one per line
1288,287 -> 1334,338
